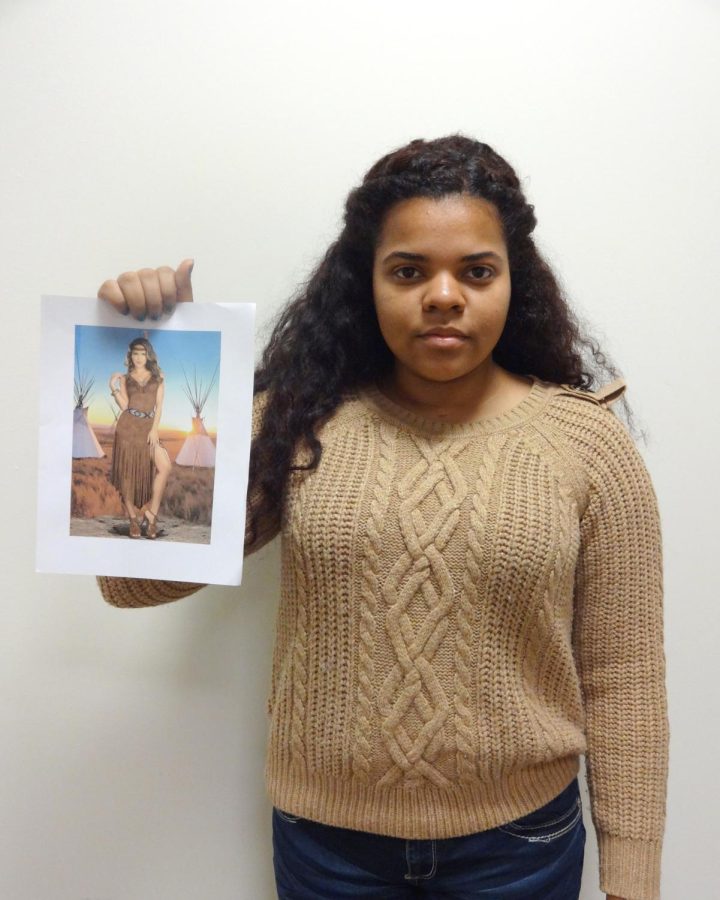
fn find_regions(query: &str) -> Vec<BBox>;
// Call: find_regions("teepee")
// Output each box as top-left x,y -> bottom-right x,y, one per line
175,363 -> 218,468
72,364 -> 104,458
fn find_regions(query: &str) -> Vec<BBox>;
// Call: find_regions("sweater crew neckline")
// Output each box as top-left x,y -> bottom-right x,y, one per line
357,375 -> 550,437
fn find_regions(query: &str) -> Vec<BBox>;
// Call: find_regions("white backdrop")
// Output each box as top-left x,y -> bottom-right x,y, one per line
1,1 -> 717,897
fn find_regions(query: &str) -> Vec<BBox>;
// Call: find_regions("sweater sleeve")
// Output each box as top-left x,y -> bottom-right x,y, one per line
572,408 -> 670,900
98,389 -> 280,608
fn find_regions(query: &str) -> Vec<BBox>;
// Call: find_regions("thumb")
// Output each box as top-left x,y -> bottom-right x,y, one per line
175,258 -> 195,302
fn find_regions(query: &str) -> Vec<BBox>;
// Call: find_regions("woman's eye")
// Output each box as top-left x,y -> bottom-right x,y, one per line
394,266 -> 419,279
468,266 -> 493,279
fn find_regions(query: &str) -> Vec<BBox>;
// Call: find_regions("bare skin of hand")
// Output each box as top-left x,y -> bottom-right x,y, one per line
97,258 -> 194,319
108,372 -> 124,392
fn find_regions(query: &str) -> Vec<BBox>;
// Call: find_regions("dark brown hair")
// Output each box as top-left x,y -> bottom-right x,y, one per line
125,337 -> 162,383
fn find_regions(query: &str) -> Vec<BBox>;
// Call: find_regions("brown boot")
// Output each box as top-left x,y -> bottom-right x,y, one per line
140,503 -> 159,539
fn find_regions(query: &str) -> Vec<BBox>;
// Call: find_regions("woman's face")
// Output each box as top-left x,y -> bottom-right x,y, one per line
372,194 -> 512,385
130,346 -> 148,368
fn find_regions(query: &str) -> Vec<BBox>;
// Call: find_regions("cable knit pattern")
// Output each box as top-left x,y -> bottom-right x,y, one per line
96,374 -> 669,900
376,434 -> 471,791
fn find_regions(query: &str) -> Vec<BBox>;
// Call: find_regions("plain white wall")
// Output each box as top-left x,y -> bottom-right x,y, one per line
1,1 -> 717,897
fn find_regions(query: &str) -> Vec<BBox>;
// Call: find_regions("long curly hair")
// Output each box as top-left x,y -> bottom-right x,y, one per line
246,133 -> 636,551
125,337 -> 162,382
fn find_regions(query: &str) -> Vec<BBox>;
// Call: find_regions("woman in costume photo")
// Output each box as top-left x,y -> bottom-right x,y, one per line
108,337 -> 171,539
95,135 -> 668,900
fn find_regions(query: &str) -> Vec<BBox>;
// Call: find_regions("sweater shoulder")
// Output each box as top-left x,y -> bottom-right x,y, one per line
314,391 -> 377,436
539,377 -> 651,485
557,376 -> 626,406
540,378 -> 628,442
541,378 -> 627,431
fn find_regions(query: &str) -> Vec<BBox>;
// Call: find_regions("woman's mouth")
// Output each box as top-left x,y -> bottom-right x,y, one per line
419,334 -> 467,348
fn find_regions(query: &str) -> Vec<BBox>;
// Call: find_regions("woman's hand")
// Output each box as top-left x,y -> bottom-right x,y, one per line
97,258 -> 194,320
147,427 -> 160,447
108,372 -> 123,392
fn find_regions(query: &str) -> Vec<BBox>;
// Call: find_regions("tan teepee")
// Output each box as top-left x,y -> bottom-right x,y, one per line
72,365 -> 104,459
175,364 -> 218,468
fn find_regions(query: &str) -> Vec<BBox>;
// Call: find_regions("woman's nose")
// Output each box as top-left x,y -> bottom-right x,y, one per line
422,273 -> 465,311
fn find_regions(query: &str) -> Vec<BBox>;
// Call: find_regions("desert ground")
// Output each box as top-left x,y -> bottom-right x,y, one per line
70,428 -> 215,545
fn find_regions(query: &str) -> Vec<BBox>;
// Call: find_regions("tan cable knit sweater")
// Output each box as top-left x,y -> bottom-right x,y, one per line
98,375 -> 669,900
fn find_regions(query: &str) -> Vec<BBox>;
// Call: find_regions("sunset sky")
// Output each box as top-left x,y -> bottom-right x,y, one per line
74,325 -> 221,432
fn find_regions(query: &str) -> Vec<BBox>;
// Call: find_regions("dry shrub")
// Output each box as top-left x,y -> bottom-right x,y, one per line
162,466 -> 214,524
70,458 -> 124,517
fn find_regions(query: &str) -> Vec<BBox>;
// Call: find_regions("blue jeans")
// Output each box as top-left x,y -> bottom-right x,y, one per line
272,776 -> 586,898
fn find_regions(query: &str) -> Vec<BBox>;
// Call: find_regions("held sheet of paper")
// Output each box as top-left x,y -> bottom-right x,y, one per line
36,296 -> 256,586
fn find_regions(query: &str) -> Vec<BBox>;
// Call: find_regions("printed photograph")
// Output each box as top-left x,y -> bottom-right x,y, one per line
69,325 -> 221,545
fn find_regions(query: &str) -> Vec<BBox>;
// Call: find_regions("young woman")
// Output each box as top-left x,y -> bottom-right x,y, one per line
108,337 -> 172,538
96,135 -> 668,900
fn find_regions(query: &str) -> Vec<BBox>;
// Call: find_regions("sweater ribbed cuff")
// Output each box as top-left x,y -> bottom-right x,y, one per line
97,575 -> 205,607
598,832 -> 663,900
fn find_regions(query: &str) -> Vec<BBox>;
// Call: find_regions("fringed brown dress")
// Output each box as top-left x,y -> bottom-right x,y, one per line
109,374 -> 161,508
